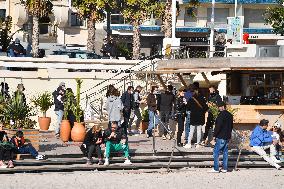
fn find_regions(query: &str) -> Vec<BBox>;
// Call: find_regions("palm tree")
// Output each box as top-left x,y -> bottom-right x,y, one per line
72,0 -> 117,53
25,0 -> 53,58
122,0 -> 163,60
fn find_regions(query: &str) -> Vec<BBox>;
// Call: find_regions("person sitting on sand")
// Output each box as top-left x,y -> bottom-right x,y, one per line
104,121 -> 132,166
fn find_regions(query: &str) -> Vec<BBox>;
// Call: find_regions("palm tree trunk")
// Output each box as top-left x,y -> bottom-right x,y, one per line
32,15 -> 39,58
87,18 -> 96,53
132,21 -> 141,60
164,0 -> 172,38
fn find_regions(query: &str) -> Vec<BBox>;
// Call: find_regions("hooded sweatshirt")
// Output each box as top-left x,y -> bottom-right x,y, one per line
105,95 -> 124,122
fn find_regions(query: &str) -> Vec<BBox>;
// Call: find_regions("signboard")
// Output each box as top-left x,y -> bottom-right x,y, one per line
227,16 -> 244,45
162,38 -> 181,56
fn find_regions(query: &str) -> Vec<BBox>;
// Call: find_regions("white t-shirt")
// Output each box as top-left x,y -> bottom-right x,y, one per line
272,132 -> 280,141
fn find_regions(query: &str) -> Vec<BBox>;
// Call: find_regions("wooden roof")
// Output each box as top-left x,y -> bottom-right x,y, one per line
157,57 -> 284,73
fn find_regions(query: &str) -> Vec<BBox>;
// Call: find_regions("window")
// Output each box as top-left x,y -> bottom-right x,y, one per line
0,9 -> 6,20
244,9 -> 266,28
184,7 -> 197,26
70,12 -> 84,26
207,8 -> 229,25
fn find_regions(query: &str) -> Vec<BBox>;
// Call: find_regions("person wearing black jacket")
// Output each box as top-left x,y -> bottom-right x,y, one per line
174,87 -> 187,146
129,86 -> 143,133
184,86 -> 208,149
209,101 -> 233,173
121,86 -> 134,135
159,85 -> 175,140
52,82 -> 66,137
202,85 -> 222,146
81,125 -> 103,165
104,121 -> 132,165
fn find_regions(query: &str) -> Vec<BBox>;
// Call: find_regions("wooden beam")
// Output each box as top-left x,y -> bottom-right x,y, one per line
156,74 -> 167,90
177,73 -> 188,87
201,72 -> 211,86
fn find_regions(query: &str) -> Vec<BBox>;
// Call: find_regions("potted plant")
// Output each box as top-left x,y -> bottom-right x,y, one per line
71,78 -> 86,142
32,91 -> 53,130
3,91 -> 40,150
60,90 -> 73,142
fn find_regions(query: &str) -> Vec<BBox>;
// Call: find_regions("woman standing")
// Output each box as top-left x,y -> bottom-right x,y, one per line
105,88 -> 124,128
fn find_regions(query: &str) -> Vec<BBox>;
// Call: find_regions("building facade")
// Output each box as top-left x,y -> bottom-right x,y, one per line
1,0 -> 283,56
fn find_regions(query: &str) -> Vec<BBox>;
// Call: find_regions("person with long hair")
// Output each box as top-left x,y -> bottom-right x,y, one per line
81,125 -> 103,165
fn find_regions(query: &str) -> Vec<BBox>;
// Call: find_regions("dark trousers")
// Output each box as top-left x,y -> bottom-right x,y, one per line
87,144 -> 102,160
203,111 -> 214,141
18,144 -> 38,158
176,113 -> 185,144
123,108 -> 131,135
160,111 -> 171,135
0,146 -> 14,161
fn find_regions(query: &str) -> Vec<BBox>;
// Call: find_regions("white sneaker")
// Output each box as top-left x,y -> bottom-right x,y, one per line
208,169 -> 220,173
184,144 -> 192,149
276,164 -> 281,170
220,169 -> 228,173
195,144 -> 202,149
124,159 -> 132,165
36,155 -> 44,160
104,159 -> 109,166
272,156 -> 281,164
162,135 -> 167,140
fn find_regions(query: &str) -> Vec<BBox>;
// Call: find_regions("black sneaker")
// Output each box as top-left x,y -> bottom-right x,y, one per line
177,143 -> 183,147
98,160 -> 104,165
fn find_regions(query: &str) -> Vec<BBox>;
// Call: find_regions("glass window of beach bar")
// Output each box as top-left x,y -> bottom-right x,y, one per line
226,71 -> 284,105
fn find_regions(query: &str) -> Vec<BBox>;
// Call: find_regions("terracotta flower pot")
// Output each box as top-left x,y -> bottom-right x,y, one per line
140,121 -> 148,134
38,117 -> 51,130
60,120 -> 71,142
71,122 -> 86,142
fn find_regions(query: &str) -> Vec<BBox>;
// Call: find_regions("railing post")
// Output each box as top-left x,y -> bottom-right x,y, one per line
100,97 -> 103,121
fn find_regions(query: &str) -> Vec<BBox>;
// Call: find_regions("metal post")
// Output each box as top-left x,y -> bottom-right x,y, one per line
123,78 -> 126,92
145,71 -> 148,91
209,0 -> 215,58
152,112 -> 156,155
234,0 -> 238,17
172,0 -> 176,39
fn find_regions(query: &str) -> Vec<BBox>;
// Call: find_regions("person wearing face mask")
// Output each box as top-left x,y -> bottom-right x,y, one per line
201,85 -> 222,146
146,86 -> 160,138
121,86 -> 134,135
129,86 -> 143,134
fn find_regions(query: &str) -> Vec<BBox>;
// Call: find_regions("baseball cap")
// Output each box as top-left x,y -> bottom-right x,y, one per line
59,82 -> 65,87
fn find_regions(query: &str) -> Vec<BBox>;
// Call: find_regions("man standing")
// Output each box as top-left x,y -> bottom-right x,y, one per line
184,85 -> 192,144
202,85 -> 222,146
159,85 -> 175,140
209,101 -> 233,173
146,86 -> 159,138
53,82 -> 66,137
121,86 -> 134,135
250,119 -> 281,169
129,86 -> 143,134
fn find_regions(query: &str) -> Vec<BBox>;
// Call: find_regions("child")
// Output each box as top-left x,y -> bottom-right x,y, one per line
272,122 -> 283,162
10,131 -> 46,160
80,125 -> 103,165
0,123 -> 15,168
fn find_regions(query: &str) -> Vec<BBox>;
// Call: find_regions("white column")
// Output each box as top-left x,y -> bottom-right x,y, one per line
209,0 -> 215,58
172,0 -> 176,39
235,0 -> 238,17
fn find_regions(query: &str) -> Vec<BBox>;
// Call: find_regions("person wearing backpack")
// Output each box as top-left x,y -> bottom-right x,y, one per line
184,86 -> 208,149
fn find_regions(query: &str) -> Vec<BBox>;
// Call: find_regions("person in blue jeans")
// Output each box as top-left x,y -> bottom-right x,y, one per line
184,86 -> 192,144
146,86 -> 160,138
10,131 -> 46,160
209,101 -> 233,173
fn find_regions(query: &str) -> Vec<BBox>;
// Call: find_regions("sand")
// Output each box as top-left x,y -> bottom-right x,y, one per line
1,168 -> 283,189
